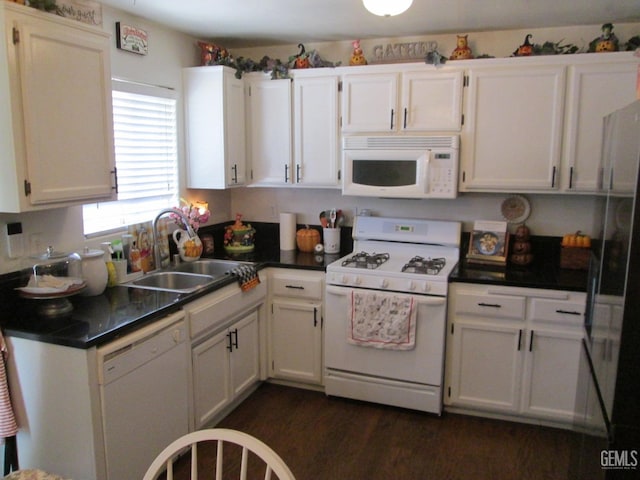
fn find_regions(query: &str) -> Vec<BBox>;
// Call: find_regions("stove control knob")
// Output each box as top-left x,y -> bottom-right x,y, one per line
408,281 -> 416,291
341,275 -> 350,285
354,276 -> 362,285
379,279 -> 389,289
422,282 -> 431,293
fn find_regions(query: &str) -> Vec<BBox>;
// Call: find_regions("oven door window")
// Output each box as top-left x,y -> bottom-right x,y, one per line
353,160 -> 417,187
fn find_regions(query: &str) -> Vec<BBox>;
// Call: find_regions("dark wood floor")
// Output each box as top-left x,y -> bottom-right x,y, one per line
170,382 -> 586,480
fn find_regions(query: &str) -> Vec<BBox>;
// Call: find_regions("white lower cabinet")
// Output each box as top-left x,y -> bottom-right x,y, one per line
448,320 -> 523,412
520,328 -> 583,419
268,268 -> 324,386
192,311 -> 260,428
445,283 -> 586,425
185,281 -> 266,429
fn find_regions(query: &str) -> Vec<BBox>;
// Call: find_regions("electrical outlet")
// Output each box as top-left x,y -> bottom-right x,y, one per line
30,233 -> 43,256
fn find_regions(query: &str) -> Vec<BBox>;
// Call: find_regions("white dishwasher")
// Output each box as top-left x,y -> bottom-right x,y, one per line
97,311 -> 189,480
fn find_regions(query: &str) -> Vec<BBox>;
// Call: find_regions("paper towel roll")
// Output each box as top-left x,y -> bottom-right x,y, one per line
280,213 -> 297,250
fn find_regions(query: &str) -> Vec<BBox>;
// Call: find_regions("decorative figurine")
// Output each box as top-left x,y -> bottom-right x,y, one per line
349,40 -> 368,66
425,43 -> 447,66
291,44 -> 311,69
197,41 -> 229,66
513,34 -> 534,56
589,23 -> 619,52
510,224 -> 534,266
449,35 -> 474,60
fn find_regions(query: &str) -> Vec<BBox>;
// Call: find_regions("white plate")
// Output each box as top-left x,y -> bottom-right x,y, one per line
501,195 -> 531,224
17,277 -> 86,297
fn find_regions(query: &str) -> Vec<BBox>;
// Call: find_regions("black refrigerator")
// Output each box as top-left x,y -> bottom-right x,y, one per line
575,99 -> 640,479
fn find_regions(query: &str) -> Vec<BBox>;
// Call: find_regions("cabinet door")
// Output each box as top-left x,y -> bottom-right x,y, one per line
401,70 -> 463,131
225,74 -> 247,186
183,66 -> 246,189
562,61 -> 638,192
270,300 -> 322,384
447,321 -> 522,413
520,329 -> 583,422
246,77 -> 292,185
460,65 -> 565,191
229,311 -> 260,398
12,11 -> 115,204
293,75 -> 339,187
192,329 -> 232,428
341,72 -> 398,133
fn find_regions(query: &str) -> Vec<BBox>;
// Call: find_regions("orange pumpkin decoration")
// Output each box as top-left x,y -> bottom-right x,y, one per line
296,225 -> 321,252
514,34 -> 534,56
515,224 -> 530,240
512,241 -> 532,254
510,253 -> 534,266
293,44 -> 310,69
561,231 -> 591,248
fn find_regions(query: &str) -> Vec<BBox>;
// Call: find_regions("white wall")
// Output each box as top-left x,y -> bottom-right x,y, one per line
230,23 -> 640,68
0,7 -> 634,274
231,188 -> 604,237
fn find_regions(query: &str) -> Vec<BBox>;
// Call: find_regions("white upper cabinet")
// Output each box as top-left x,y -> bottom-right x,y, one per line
401,69 -> 464,132
246,70 -> 339,188
562,55 -> 639,193
245,73 -> 293,186
341,71 -> 398,132
0,2 -> 115,212
459,52 -> 639,194
460,62 -> 566,192
292,71 -> 340,187
340,65 -> 463,133
183,66 -> 246,189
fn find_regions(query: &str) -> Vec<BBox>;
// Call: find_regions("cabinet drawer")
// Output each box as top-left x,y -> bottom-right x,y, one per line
186,282 -> 266,339
455,292 -> 525,320
529,297 -> 586,326
271,273 -> 323,300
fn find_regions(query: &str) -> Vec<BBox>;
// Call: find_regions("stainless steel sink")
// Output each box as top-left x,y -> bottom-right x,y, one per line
172,259 -> 241,277
126,271 -> 216,293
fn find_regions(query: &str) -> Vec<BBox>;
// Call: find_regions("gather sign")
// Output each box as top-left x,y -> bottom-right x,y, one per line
370,41 -> 439,64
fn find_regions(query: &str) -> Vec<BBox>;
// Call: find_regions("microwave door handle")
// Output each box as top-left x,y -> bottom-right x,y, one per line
422,151 -> 431,194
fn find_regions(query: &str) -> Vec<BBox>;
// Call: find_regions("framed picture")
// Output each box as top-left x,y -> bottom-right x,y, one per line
466,220 -> 509,266
116,22 -> 148,55
200,234 -> 215,256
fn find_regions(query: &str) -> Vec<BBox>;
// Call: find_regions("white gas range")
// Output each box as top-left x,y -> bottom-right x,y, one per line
324,216 -> 461,414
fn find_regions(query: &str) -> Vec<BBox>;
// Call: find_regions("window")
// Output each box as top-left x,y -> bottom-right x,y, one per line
82,80 -> 179,236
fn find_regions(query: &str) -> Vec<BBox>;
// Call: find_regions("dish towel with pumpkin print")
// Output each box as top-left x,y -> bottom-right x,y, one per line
0,331 -> 18,474
347,290 -> 417,350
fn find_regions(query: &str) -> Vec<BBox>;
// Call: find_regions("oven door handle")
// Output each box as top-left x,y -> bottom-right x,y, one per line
326,286 -> 351,296
326,286 -> 446,306
416,297 -> 446,306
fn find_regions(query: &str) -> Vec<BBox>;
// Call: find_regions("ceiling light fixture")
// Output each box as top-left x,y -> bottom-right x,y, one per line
363,0 -> 413,17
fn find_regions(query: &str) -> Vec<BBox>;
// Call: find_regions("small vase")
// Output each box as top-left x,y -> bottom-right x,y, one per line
173,229 -> 203,263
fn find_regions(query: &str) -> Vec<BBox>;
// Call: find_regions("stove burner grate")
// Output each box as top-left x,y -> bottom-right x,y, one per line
401,256 -> 446,275
341,252 -> 390,269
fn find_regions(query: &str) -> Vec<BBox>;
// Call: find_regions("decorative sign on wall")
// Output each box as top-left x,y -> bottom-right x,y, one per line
116,22 -> 149,55
370,41 -> 439,64
57,0 -> 102,26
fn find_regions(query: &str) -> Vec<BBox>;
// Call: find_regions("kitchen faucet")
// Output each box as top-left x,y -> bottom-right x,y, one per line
152,208 -> 196,270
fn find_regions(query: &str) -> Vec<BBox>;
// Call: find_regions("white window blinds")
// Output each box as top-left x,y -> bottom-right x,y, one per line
83,81 -> 178,236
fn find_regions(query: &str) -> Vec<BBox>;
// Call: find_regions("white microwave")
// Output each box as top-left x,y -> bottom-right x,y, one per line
342,136 -> 459,199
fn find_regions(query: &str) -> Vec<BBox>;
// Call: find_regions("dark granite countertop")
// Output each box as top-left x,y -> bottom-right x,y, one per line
0,223 -> 588,349
450,234 -> 589,292
0,222 -> 351,349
